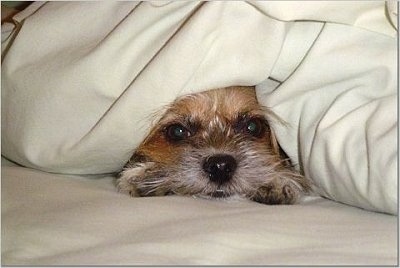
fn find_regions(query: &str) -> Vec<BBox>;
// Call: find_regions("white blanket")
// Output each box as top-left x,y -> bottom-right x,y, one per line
2,162 -> 397,265
1,2 -> 397,215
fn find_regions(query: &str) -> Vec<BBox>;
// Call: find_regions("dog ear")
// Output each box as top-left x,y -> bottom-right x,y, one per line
269,128 -> 280,156
269,128 -> 293,167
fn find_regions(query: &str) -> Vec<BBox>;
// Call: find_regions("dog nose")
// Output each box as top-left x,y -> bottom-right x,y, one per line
203,154 -> 237,184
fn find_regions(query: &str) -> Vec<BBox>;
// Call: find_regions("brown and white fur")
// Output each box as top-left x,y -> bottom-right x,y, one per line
117,86 -> 310,204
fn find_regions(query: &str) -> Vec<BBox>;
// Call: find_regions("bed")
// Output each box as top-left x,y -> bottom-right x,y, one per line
1,1 -> 398,265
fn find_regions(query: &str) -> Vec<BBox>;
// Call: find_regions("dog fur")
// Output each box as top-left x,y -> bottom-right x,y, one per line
117,86 -> 310,204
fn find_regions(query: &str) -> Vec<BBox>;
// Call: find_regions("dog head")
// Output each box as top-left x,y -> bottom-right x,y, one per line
118,86 -> 310,204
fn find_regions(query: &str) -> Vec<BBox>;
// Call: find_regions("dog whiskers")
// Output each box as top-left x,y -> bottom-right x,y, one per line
117,86 -> 311,204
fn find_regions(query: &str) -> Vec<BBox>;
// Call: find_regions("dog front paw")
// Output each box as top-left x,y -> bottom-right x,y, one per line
116,162 -> 156,197
117,161 -> 172,197
251,181 -> 302,205
116,176 -> 140,197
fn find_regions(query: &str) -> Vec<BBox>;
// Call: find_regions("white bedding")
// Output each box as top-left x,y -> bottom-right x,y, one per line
1,162 -> 397,265
1,1 -> 398,265
1,1 -> 397,215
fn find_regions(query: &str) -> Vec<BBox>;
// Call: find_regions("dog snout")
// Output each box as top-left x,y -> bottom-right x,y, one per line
202,154 -> 237,184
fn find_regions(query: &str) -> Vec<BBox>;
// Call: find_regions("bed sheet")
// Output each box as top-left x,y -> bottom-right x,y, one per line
1,163 -> 397,266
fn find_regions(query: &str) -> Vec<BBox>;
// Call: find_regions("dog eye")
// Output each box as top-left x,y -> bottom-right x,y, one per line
165,124 -> 191,141
245,118 -> 265,137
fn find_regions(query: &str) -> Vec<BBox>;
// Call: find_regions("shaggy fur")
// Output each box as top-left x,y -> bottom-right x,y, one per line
117,86 -> 310,204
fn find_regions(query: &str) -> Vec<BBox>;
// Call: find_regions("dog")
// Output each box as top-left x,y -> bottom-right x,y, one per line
117,86 -> 310,204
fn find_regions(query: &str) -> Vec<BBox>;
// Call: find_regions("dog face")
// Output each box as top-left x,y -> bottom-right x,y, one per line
117,86 -> 310,204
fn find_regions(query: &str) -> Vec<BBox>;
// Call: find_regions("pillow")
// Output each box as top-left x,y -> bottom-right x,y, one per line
1,1 -> 396,214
